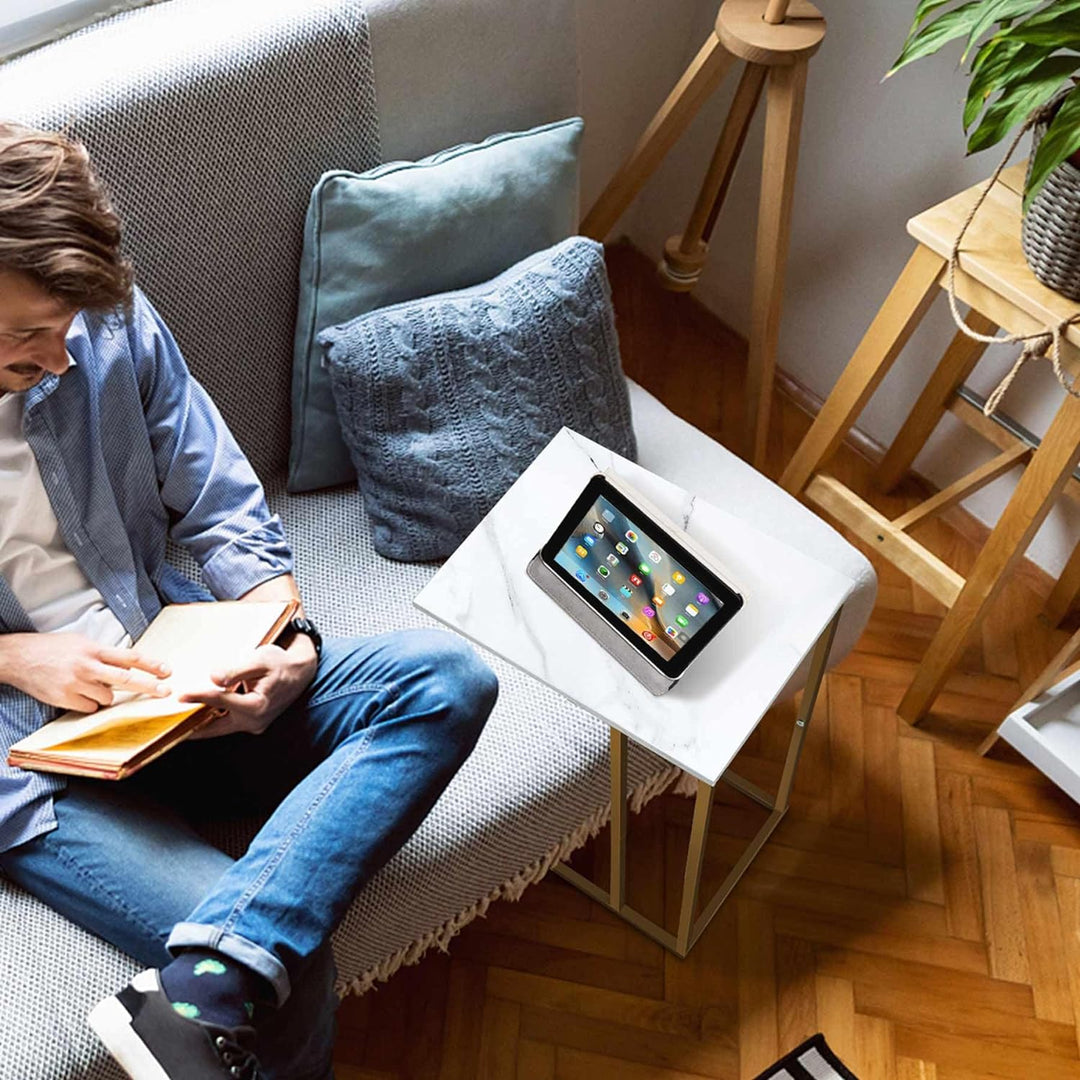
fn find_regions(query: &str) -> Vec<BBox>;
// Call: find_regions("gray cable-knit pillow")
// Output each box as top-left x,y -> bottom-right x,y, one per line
319,236 -> 637,561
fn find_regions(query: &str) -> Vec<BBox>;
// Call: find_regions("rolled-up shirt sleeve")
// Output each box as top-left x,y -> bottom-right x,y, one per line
126,288 -> 294,599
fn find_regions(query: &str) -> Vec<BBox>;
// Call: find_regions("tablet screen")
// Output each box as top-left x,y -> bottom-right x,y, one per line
540,475 -> 743,678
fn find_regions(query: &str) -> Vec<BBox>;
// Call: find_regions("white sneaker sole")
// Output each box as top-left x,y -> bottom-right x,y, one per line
87,970 -> 172,1080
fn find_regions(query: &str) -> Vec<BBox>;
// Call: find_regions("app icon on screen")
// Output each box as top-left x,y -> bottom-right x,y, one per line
677,632 -> 689,642
592,522 -> 605,535
625,530 -> 638,542
583,535 -> 596,548
615,542 -> 629,555
602,508 -> 615,523
661,583 -> 675,596
685,603 -> 699,617
638,563 -> 651,576
672,571 -> 686,585
575,545 -> 588,558
697,592 -> 710,604
620,586 -> 633,598
576,570 -> 588,582
620,610 -> 631,620
653,595 -> 665,607
598,566 -> 610,578
665,626 -> 677,637
648,551 -> 662,563
676,615 -> 689,627
598,589 -> 610,601
629,573 -> 643,586
642,630 -> 656,641
642,606 -> 656,618
606,554 -> 619,567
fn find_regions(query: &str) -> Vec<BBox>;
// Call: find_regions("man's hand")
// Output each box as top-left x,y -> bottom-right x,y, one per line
0,632 -> 171,712
180,636 -> 318,739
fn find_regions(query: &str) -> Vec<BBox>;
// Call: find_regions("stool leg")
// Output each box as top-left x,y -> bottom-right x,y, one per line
660,62 -> 768,290
746,58 -> 809,470
580,34 -> 737,241
899,392 -> 1080,724
1045,541 -> 1080,627
779,245 -> 944,496
875,311 -> 998,494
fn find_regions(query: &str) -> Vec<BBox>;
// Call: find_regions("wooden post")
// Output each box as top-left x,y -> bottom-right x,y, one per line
764,0 -> 792,23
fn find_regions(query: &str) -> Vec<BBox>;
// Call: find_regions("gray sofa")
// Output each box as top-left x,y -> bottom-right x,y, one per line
0,1 -> 877,1077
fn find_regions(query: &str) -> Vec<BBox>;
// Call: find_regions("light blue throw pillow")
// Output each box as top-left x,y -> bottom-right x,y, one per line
319,236 -> 637,562
288,117 -> 585,492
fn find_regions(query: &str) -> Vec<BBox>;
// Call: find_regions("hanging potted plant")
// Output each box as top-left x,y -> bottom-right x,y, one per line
889,0 -> 1080,300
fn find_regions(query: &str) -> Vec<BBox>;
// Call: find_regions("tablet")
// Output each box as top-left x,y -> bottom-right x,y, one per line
536,473 -> 744,685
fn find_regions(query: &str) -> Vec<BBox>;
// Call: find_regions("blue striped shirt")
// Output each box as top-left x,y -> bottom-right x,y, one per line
0,287 -> 293,852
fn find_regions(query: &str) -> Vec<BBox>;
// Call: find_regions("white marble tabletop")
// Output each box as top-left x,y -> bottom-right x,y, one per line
415,429 -> 854,786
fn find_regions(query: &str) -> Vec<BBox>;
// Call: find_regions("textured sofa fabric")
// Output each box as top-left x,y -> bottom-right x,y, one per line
0,0 -> 876,1076
321,237 -> 636,560
290,117 -> 585,493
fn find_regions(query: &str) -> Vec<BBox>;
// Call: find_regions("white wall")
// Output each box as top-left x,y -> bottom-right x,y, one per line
578,0 -> 1080,578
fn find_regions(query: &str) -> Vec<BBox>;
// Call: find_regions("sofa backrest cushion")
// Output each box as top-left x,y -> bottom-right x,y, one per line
320,236 -> 637,561
288,117 -> 584,493
0,0 -> 382,479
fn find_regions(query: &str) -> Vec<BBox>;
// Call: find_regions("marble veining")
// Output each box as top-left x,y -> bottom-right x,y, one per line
415,429 -> 855,785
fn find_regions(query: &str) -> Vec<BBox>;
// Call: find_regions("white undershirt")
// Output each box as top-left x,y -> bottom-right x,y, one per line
0,384 -> 130,647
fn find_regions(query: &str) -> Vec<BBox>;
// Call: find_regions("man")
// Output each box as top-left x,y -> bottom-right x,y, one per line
0,122 -> 498,1080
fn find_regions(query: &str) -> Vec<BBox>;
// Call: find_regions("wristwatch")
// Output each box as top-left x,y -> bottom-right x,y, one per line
286,616 -> 323,659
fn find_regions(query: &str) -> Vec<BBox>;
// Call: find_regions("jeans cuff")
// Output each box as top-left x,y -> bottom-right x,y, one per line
166,921 -> 291,1006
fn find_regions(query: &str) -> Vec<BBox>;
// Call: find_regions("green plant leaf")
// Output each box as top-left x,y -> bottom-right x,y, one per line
910,0 -> 957,33
963,39 -> 1051,129
1000,0 -> 1080,44
888,0 -> 983,77
966,53 -> 1079,151
961,0 -> 1047,62
1025,85 -> 1080,210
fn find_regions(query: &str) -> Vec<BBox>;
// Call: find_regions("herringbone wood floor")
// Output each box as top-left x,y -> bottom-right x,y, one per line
331,242 -> 1080,1079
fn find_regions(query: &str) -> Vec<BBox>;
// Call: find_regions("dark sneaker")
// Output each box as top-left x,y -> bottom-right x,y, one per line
88,969 -> 261,1079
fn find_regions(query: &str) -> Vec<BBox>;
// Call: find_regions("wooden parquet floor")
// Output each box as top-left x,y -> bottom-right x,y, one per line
332,242 -> 1080,1080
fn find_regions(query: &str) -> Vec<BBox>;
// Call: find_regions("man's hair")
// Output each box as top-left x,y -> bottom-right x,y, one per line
0,122 -> 133,311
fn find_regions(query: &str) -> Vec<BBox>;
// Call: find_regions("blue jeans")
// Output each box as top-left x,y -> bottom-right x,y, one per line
0,630 -> 498,1080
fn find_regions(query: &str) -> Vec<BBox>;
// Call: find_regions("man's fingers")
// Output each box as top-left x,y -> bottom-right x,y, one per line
188,713 -> 241,740
179,688 -> 264,714
91,662 -> 170,697
96,646 -> 171,678
67,692 -> 105,713
75,679 -> 114,708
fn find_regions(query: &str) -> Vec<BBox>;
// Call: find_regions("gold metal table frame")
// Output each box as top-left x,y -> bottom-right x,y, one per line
553,608 -> 840,957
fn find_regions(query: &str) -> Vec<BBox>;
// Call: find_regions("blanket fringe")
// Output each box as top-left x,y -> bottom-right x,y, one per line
338,763 -> 691,997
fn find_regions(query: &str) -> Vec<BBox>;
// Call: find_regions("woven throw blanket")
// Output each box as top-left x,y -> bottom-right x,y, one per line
0,0 -> 382,478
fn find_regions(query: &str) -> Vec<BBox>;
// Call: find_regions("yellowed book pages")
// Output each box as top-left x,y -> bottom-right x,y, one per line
10,600 -> 296,769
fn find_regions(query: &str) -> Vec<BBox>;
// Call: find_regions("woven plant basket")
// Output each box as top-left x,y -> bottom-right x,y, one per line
1022,106 -> 1080,301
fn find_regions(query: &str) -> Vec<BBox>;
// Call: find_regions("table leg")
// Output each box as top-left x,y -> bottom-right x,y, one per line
580,33 -> 737,242
1045,539 -> 1080,627
610,727 -> 627,910
746,57 -> 809,470
875,311 -> 998,494
554,610 -> 841,958
899,392 -> 1080,724
779,245 -> 944,496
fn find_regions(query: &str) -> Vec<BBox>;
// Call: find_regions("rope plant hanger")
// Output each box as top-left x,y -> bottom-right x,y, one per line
947,108 -> 1080,418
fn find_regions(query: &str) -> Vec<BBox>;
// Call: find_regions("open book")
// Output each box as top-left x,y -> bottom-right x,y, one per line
8,599 -> 298,780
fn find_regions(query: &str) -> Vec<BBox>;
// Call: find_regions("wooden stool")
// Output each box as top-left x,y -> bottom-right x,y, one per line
779,163 -> 1080,725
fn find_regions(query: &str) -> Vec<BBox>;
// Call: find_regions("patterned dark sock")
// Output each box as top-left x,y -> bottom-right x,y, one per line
159,949 -> 264,1029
